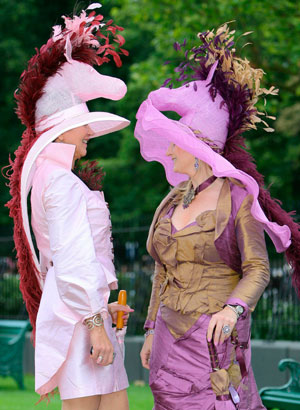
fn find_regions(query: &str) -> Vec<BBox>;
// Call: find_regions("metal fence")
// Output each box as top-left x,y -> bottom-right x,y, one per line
251,260 -> 300,341
1,241 -> 300,340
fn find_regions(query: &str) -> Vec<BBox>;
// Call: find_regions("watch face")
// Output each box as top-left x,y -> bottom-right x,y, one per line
236,305 -> 244,315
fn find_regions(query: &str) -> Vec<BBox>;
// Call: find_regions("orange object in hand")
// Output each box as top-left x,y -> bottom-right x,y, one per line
116,290 -> 127,330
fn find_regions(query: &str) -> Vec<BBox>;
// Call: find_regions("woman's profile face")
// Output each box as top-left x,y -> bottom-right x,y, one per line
56,125 -> 94,162
166,143 -> 196,176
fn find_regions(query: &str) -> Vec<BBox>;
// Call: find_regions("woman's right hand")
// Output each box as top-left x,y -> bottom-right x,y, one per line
140,334 -> 154,369
89,325 -> 114,366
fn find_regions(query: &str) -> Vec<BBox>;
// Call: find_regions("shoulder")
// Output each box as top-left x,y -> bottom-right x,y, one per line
42,168 -> 86,206
228,178 -> 250,217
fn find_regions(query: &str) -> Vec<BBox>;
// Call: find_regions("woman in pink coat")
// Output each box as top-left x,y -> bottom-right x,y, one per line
6,5 -> 132,409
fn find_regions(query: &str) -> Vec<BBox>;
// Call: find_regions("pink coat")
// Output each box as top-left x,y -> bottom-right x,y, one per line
31,143 -> 128,399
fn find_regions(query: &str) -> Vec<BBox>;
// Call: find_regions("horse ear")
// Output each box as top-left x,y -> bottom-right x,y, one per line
206,61 -> 218,83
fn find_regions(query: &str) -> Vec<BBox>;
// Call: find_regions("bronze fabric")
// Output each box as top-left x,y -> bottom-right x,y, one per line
145,178 -> 270,338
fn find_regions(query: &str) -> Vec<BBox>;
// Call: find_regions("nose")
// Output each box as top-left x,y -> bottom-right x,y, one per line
166,143 -> 174,156
85,125 -> 94,137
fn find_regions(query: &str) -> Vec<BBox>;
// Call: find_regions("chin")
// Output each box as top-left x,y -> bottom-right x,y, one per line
173,165 -> 192,177
173,163 -> 184,173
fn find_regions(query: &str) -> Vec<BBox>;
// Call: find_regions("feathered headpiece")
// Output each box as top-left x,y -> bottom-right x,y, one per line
16,2 -> 128,130
165,22 -> 278,136
5,3 -> 129,337
135,22 -> 300,295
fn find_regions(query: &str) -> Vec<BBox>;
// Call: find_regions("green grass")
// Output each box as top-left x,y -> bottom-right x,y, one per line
0,375 -> 154,410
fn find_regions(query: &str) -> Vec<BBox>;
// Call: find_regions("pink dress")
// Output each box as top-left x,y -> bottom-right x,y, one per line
30,143 -> 129,399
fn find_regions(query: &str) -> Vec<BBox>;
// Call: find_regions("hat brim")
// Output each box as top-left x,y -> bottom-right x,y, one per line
135,98 -> 291,254
21,111 -> 130,276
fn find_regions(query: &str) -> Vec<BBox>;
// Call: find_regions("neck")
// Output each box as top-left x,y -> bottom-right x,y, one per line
191,168 -> 213,189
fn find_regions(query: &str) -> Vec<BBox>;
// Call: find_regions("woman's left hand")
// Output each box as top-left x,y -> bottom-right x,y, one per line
207,306 -> 237,345
108,302 -> 134,326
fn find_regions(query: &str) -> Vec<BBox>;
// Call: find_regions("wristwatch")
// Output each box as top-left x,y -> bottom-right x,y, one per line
226,304 -> 244,319
144,329 -> 155,338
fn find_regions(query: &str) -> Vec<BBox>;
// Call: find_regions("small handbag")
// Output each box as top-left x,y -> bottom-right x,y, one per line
208,329 -> 248,409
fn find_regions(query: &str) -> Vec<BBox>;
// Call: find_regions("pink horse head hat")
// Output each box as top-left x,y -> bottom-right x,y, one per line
135,63 -> 291,254
178,62 -> 229,150
35,58 -> 128,135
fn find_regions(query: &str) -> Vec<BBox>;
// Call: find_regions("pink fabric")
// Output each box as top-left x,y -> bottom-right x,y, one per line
149,310 -> 265,410
22,58 -> 130,279
134,83 -> 291,253
36,102 -> 89,132
21,111 -> 130,279
36,59 -> 127,124
31,143 -> 128,398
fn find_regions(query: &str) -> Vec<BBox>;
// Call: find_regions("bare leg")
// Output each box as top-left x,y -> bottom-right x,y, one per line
62,395 -> 101,410
98,389 -> 129,410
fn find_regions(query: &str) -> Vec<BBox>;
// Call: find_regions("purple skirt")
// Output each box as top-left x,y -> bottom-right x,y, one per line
149,310 -> 265,410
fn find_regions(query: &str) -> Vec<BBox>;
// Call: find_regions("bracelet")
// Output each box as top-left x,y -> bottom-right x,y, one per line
225,304 -> 244,319
144,329 -> 155,338
84,314 -> 104,330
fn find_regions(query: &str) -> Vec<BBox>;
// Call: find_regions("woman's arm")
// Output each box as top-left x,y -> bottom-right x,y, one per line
144,261 -> 166,329
225,194 -> 270,313
207,194 -> 270,345
140,261 -> 166,369
43,170 -> 110,320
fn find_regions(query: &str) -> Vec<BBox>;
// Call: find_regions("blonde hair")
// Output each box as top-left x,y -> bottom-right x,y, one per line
171,160 -> 214,205
171,179 -> 192,206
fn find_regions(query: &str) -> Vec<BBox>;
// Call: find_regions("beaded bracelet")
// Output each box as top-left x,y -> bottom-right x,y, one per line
84,313 -> 103,330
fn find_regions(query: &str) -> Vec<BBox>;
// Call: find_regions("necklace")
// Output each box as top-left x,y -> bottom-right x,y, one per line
182,175 -> 217,209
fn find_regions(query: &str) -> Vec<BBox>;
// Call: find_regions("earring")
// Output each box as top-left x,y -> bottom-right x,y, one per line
194,158 -> 199,170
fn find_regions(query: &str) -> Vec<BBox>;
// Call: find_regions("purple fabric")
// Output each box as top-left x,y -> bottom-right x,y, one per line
217,395 -> 231,401
144,319 -> 156,330
149,309 -> 266,410
214,183 -> 246,275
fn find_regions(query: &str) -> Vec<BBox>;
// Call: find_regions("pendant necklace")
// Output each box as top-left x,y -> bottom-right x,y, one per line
182,175 -> 217,209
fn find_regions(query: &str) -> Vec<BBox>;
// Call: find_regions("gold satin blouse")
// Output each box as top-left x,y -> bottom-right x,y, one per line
145,179 -> 270,338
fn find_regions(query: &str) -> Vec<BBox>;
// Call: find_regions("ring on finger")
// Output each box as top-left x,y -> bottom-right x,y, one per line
97,355 -> 103,364
222,324 -> 231,335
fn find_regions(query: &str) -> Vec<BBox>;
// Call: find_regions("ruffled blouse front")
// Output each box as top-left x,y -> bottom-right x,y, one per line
153,209 -> 240,337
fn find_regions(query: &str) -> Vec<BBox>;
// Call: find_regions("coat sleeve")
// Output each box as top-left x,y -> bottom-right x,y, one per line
144,261 -> 166,330
43,170 -> 109,321
225,194 -> 270,315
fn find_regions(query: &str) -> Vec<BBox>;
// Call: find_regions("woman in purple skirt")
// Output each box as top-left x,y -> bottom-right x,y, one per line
135,23 -> 300,409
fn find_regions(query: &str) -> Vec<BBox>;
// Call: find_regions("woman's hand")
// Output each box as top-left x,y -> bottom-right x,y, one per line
89,325 -> 114,366
108,302 -> 134,326
207,306 -> 237,345
140,334 -> 154,370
